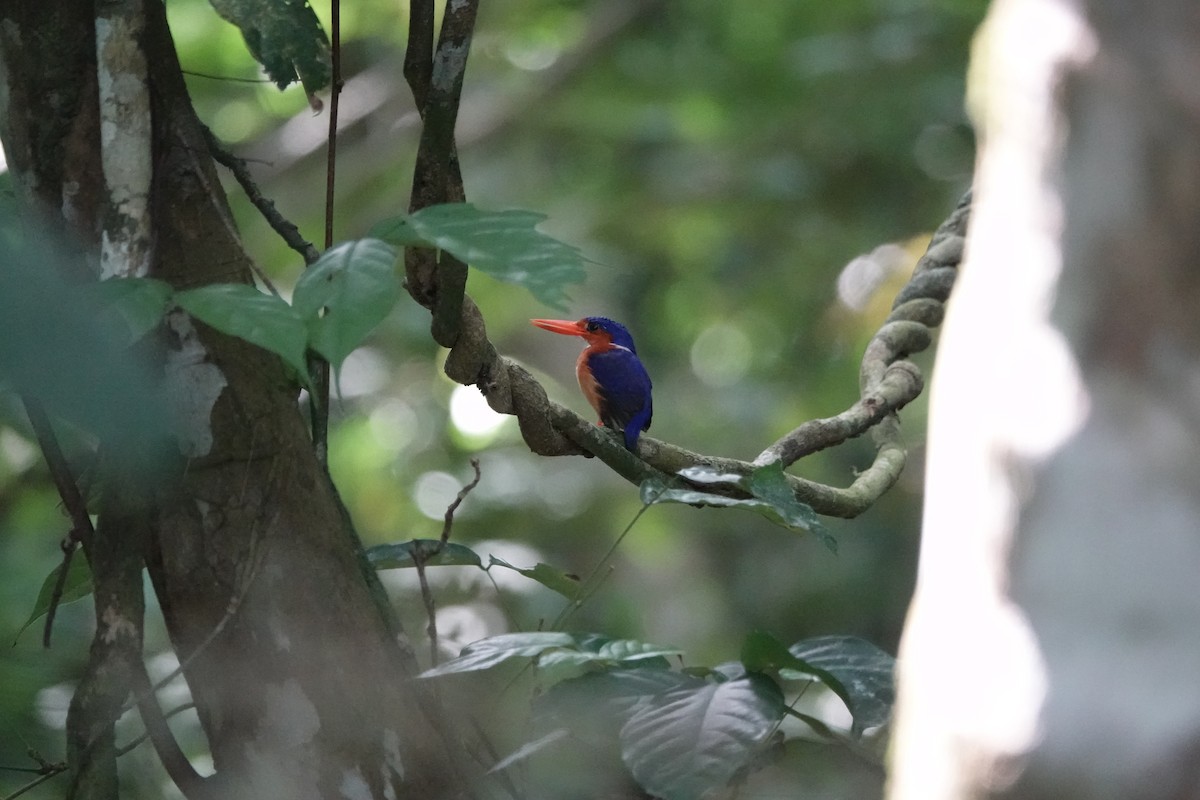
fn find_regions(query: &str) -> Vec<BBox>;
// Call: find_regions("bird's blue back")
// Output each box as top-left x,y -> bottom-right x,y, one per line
582,318 -> 652,450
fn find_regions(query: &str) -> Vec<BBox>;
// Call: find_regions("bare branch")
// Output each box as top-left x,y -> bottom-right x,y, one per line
201,124 -> 319,267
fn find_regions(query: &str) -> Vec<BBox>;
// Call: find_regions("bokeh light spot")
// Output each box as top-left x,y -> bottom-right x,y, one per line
690,323 -> 753,387
449,385 -> 507,439
413,471 -> 464,521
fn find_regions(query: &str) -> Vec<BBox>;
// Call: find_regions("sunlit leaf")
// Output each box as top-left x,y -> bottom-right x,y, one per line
366,540 -> 482,569
487,555 -> 580,598
621,673 -> 785,800
292,238 -> 400,369
176,283 -> 310,380
207,0 -> 331,94
14,556 -> 93,644
370,203 -> 585,311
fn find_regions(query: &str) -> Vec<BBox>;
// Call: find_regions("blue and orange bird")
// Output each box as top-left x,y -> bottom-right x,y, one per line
531,317 -> 653,451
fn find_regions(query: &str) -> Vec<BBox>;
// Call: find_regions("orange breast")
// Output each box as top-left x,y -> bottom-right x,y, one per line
575,350 -> 605,420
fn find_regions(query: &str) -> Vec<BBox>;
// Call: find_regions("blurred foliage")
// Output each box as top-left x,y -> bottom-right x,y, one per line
0,0 -> 980,796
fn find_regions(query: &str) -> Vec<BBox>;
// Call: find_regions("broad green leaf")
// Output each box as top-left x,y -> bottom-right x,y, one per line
787,635 -> 895,735
370,203 -> 585,311
594,639 -> 684,663
642,463 -> 834,551
14,556 -> 93,644
620,673 -> 785,800
421,632 -> 682,679
91,277 -> 172,343
741,631 -> 895,736
419,631 -> 578,678
744,463 -> 828,545
366,540 -> 482,570
207,0 -> 331,94
487,555 -> 580,598
176,284 -> 309,379
534,668 -> 705,744
292,239 -> 400,368
740,629 -> 806,675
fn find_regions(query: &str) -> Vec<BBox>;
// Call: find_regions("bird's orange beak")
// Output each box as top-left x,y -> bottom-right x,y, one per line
531,318 -> 586,337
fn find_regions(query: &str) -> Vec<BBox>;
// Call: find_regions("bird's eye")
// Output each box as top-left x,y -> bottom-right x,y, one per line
586,322 -> 599,332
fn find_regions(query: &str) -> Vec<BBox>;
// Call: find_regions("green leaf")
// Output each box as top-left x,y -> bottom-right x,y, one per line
292,238 -> 400,368
419,632 -> 579,678
487,555 -> 580,598
206,0 -> 331,93
740,629 -> 804,674
787,635 -> 895,736
370,203 -> 586,311
365,540 -> 482,570
90,277 -> 172,343
621,673 -> 786,800
641,463 -> 834,551
741,631 -> 895,737
14,556 -> 93,644
535,668 -> 706,739
420,632 -> 683,679
175,284 -> 310,379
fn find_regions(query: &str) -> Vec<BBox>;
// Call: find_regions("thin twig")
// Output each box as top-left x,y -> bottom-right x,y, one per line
1,769 -> 65,800
21,397 -> 95,648
115,703 -> 197,757
551,488 -> 660,630
415,459 -> 483,666
200,123 -> 319,268
130,665 -> 210,799
42,540 -> 78,648
414,555 -> 440,667
181,70 -> 272,84
308,0 -> 344,470
440,459 -> 482,545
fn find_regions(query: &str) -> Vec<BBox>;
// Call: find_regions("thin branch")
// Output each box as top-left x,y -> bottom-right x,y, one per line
440,458 -> 481,545
414,556 -> 439,667
307,0 -> 345,471
201,123 -> 319,268
416,459 -> 483,666
43,540 -> 80,648
403,0 -> 435,114
115,703 -> 197,757
129,666 -> 211,800
22,399 -> 96,552
2,769 -> 65,800
181,69 -> 272,84
21,397 -> 96,647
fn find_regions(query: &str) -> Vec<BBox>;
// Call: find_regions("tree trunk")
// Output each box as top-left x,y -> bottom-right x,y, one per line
1,2 -> 466,797
890,0 -> 1200,798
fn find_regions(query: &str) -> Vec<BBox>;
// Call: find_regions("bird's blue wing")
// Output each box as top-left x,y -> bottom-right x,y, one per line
587,349 -> 653,449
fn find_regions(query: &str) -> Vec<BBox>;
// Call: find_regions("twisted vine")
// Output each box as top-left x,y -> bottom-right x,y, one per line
402,4 -> 968,521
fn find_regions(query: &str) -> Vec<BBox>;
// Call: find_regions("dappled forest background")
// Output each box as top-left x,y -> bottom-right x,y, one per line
0,0 -> 981,796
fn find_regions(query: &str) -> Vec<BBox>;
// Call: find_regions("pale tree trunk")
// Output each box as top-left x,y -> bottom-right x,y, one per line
0,2 -> 467,798
890,0 -> 1200,798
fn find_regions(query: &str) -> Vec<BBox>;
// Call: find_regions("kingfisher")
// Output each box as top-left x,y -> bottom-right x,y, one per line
531,317 -> 653,451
